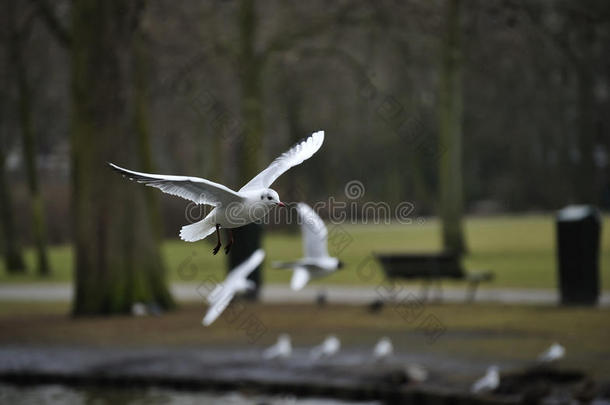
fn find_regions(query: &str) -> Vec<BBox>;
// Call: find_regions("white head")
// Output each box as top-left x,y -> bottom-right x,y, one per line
258,189 -> 285,208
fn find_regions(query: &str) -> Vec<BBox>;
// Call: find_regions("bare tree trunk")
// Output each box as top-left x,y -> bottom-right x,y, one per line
228,0 -> 264,298
9,0 -> 51,276
438,0 -> 466,255
0,11 -> 26,273
0,147 -> 26,273
71,0 -> 174,315
133,30 -> 164,243
575,25 -> 597,204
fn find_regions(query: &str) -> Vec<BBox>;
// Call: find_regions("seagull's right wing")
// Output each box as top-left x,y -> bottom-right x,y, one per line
225,249 -> 266,284
239,131 -> 324,192
109,163 -> 243,206
297,203 -> 329,258
202,290 -> 235,326
290,266 -> 311,291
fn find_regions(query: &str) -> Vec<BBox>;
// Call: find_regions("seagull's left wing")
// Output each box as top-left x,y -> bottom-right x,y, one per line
239,131 -> 324,192
297,203 -> 329,258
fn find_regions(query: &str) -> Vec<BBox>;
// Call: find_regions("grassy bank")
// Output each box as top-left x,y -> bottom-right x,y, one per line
1,215 -> 609,290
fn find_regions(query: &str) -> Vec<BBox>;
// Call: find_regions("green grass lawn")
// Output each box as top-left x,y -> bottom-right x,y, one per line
1,215 -> 609,290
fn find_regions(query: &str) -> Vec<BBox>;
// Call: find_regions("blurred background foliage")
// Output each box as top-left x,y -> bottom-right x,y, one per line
1,0 -> 608,246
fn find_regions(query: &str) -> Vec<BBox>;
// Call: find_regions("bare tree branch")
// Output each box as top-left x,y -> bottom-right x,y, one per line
261,2 -> 357,60
29,0 -> 71,48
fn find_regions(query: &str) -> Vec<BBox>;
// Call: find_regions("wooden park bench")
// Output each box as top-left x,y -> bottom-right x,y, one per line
375,252 -> 494,302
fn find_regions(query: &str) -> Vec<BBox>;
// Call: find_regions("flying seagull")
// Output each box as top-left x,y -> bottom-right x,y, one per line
537,342 -> 565,363
273,203 -> 343,290
262,334 -> 292,360
372,337 -> 393,361
202,249 -> 265,326
109,131 -> 325,255
471,365 -> 500,394
310,335 -> 341,360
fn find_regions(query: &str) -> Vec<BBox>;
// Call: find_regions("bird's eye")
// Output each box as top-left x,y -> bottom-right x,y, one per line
267,196 -> 272,200
261,196 -> 264,200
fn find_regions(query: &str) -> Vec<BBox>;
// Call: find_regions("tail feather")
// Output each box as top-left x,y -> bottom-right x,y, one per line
180,219 -> 216,242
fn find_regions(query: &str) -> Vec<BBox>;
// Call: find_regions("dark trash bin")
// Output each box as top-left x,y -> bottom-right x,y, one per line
556,205 -> 601,306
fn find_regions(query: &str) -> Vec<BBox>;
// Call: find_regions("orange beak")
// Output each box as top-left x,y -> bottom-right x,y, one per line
278,202 -> 286,208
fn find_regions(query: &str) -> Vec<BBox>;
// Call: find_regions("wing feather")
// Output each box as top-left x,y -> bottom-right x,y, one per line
290,266 -> 311,291
225,249 -> 265,284
109,163 -> 242,206
202,290 -> 235,326
297,203 -> 329,258
239,131 -> 324,192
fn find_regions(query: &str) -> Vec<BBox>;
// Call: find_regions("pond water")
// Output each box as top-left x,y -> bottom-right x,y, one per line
0,383 -> 381,405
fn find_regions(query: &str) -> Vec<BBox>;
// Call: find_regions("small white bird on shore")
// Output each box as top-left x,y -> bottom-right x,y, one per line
110,131 -> 324,255
537,342 -> 565,363
405,364 -> 428,383
273,203 -> 343,290
202,249 -> 264,326
372,337 -> 393,361
131,302 -> 147,317
263,334 -> 292,360
471,366 -> 500,394
310,335 -> 341,360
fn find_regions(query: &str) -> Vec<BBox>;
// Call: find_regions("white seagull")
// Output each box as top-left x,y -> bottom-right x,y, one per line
310,335 -> 341,360
372,337 -> 393,361
405,364 -> 429,383
471,365 -> 500,394
537,342 -> 565,363
109,131 -> 324,255
272,203 -> 343,290
263,334 -> 292,360
202,249 -> 265,326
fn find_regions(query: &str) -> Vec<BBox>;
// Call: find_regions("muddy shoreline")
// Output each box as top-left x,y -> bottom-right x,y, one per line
3,345 -> 602,404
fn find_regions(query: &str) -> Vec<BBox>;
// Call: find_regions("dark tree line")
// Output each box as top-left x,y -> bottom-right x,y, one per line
1,0 -> 608,313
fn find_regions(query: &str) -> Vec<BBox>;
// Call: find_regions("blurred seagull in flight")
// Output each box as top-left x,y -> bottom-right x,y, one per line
202,249 -> 264,326
263,334 -> 292,360
109,131 -> 324,255
310,335 -> 341,360
273,203 -> 343,290
471,365 -> 500,394
372,337 -> 393,361
537,342 -> 565,363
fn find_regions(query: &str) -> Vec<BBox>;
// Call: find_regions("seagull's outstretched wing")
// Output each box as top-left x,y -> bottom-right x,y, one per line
225,249 -> 265,284
291,266 -> 310,291
109,163 -> 242,206
297,203 -> 328,258
208,249 -> 264,304
202,290 -> 235,326
206,283 -> 225,304
239,131 -> 324,192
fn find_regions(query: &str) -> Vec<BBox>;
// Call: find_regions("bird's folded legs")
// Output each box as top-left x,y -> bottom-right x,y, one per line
213,224 -> 222,255
224,229 -> 234,255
